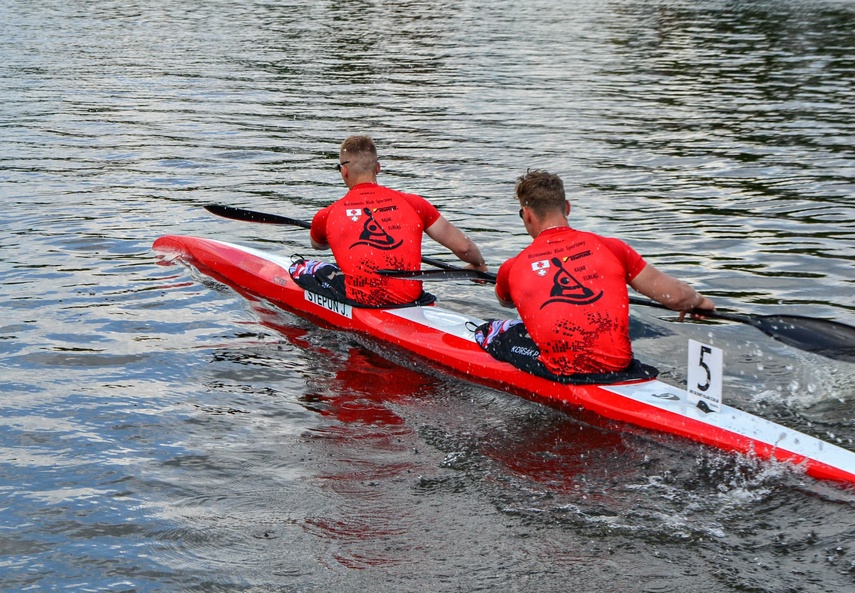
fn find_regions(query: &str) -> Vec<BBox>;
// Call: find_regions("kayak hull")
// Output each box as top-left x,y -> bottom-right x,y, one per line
153,235 -> 855,485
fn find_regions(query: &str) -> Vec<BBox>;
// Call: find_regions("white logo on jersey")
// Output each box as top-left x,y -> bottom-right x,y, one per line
532,260 -> 550,276
346,209 -> 362,222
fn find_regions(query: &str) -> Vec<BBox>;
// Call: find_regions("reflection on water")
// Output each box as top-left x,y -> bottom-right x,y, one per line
2,0 -> 855,591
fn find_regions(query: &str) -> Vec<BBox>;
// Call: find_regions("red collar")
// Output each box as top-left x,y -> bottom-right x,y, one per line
538,226 -> 572,238
351,182 -> 379,190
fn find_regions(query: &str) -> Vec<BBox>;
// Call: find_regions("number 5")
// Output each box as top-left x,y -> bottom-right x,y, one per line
696,345 -> 712,392
687,340 -> 723,413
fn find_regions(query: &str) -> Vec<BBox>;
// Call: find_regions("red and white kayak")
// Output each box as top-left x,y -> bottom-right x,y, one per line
152,235 -> 855,485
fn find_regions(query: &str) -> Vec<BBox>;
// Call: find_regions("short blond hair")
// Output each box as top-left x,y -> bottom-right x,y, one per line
340,135 -> 378,175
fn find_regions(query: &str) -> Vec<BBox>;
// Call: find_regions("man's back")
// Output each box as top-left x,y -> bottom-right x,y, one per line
497,227 -> 646,374
311,183 -> 439,306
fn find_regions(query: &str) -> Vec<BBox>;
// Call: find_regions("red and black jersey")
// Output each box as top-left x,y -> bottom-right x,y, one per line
496,227 -> 647,375
311,183 -> 441,306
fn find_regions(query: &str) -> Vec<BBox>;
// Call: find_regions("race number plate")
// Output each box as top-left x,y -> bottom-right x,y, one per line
687,340 -> 723,413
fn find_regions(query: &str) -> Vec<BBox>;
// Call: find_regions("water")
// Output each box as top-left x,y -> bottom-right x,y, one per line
2,0 -> 855,591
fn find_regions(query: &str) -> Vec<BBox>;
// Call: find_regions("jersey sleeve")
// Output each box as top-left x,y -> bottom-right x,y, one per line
401,193 -> 441,228
600,236 -> 647,281
310,205 -> 331,246
495,256 -> 517,303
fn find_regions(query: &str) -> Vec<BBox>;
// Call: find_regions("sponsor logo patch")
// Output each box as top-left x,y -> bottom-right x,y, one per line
531,260 -> 550,276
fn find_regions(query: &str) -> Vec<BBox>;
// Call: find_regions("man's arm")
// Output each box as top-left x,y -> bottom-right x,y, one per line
310,210 -> 330,251
494,260 -> 515,308
629,264 -> 715,320
424,215 -> 487,271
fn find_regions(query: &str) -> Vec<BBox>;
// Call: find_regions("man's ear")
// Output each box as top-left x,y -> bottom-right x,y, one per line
522,208 -> 535,226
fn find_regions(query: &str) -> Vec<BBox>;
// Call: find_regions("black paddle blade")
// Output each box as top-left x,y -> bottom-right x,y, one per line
204,204 -> 311,229
749,315 -> 855,362
629,297 -> 855,363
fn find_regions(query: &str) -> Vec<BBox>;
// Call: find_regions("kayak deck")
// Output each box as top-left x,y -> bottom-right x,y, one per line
152,235 -> 855,485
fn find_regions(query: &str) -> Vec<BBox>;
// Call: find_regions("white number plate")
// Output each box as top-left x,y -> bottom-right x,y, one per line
687,339 -> 723,413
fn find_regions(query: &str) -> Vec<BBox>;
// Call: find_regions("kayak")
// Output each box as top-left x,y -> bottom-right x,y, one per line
152,235 -> 855,485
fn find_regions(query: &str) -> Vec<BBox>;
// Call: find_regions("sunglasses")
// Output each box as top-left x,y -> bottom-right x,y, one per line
335,160 -> 350,172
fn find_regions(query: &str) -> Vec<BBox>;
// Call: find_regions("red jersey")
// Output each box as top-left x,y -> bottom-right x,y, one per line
311,183 -> 441,306
495,227 -> 647,375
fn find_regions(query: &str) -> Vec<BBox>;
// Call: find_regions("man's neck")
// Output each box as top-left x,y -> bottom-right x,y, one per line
346,175 -> 378,189
531,215 -> 569,238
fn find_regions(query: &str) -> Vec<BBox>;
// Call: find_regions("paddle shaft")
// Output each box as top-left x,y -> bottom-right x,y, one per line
396,263 -> 855,361
205,205 -> 855,361
205,205 -> 475,274
403,265 -> 711,316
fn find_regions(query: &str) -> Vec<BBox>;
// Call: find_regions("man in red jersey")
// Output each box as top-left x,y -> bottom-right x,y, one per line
290,135 -> 486,307
475,169 -> 715,383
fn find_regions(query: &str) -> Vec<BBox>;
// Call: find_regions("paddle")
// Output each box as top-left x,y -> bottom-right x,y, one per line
377,265 -> 855,362
203,204 -> 481,276
204,205 -> 855,361
205,204 -> 311,229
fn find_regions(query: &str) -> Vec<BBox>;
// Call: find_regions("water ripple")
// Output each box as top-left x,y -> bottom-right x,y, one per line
3,1 -> 855,591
